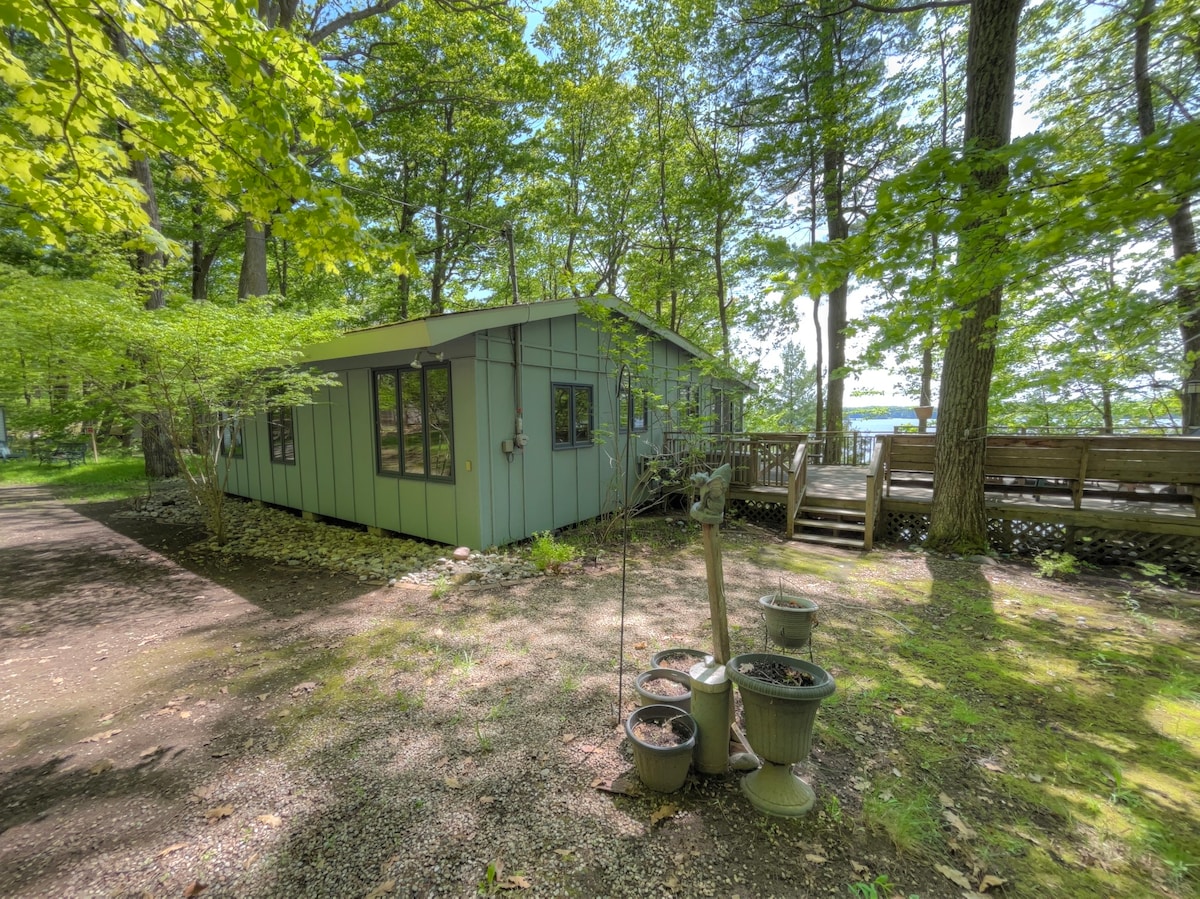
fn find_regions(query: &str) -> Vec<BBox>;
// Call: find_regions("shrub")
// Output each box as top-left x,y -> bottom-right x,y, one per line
1033,550 -> 1080,579
529,530 -> 576,573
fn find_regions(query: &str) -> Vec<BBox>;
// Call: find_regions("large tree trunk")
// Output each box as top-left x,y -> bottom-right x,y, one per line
238,218 -> 270,298
1133,0 -> 1200,431
927,0 -> 1024,554
103,16 -> 177,478
822,146 -> 848,460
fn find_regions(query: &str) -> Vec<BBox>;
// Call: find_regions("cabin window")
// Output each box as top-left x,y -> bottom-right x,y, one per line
553,383 -> 593,448
374,364 -> 454,480
268,405 -> 295,464
220,414 -> 243,459
618,381 -> 648,434
713,390 -> 741,434
678,384 -> 700,425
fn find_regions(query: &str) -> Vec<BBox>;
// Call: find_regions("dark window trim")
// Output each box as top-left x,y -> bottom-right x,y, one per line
373,363 -> 455,482
618,381 -> 649,434
268,405 -> 295,464
553,382 -> 594,449
220,413 -> 243,459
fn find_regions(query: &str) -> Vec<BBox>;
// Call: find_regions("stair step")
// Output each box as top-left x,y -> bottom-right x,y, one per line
798,505 -> 866,519
789,532 -> 865,549
795,518 -> 866,534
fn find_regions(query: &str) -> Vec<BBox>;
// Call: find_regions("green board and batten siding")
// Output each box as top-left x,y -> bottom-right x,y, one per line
223,298 -> 737,549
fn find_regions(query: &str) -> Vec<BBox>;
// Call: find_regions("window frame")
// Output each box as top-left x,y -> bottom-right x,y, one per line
373,363 -> 455,482
267,404 -> 295,464
552,382 -> 594,449
220,413 -> 243,459
618,380 -> 649,434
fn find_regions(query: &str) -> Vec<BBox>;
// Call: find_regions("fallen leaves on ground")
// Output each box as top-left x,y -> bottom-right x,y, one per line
943,810 -> 977,840
80,729 -> 121,743
935,864 -> 972,889
649,803 -> 678,826
156,843 -> 186,858
204,804 -> 234,823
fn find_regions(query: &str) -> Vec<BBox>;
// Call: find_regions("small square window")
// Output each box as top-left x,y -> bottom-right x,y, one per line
553,383 -> 593,448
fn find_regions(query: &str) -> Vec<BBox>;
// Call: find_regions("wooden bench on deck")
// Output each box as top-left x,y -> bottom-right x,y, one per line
882,434 -> 1200,516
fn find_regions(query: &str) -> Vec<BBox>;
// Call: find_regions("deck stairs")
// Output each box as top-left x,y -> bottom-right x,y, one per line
791,493 -> 867,550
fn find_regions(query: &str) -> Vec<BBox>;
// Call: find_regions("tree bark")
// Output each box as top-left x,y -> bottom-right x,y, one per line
238,218 -> 270,298
102,16 -> 177,478
927,0 -> 1024,553
1133,0 -> 1200,431
822,145 -> 848,458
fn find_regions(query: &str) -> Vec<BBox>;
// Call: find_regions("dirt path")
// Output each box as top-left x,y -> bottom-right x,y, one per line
0,491 -> 383,896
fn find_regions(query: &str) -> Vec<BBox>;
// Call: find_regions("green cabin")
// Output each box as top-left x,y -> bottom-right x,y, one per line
223,297 -> 747,548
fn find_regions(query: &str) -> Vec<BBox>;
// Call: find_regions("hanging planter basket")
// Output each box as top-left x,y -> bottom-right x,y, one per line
625,705 -> 697,793
759,594 -> 819,650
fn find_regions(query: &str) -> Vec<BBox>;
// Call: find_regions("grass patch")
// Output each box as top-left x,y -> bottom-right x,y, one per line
0,454 -> 149,502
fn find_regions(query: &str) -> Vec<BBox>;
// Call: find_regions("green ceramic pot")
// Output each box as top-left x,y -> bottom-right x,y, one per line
634,668 -> 693,712
759,594 -> 819,650
727,653 -> 835,765
625,705 -> 697,792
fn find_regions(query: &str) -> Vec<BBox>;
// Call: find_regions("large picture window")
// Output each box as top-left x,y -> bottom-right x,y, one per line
375,364 -> 453,480
268,405 -> 294,464
553,383 -> 593,448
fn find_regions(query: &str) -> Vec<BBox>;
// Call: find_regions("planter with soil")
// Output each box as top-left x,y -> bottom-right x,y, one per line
727,652 -> 836,817
624,705 -> 697,793
651,647 -> 711,672
759,593 -> 819,650
634,668 -> 693,712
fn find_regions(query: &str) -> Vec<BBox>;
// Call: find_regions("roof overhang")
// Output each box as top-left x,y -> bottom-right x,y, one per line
304,297 -> 698,363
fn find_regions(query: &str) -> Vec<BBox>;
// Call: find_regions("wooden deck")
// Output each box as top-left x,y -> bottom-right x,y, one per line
654,434 -> 1200,569
736,465 -> 1199,520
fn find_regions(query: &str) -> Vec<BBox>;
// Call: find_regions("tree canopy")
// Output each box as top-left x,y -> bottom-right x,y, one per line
2,0 -> 1198,544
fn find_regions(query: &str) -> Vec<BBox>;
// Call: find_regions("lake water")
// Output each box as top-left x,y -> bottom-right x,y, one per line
847,417 -> 929,433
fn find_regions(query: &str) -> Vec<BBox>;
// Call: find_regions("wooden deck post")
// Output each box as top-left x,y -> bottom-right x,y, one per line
701,524 -> 731,664
691,464 -> 733,664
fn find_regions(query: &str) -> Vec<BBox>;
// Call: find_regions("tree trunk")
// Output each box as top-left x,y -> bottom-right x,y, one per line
822,146 -> 848,460
1133,0 -> 1200,431
103,16 -> 177,478
812,292 -> 825,435
238,218 -> 270,298
927,0 -> 1024,554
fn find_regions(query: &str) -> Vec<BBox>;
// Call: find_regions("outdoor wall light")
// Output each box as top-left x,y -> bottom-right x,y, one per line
410,349 -> 445,369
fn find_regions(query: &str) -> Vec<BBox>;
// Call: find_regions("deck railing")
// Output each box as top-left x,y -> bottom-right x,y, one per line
661,433 -> 806,488
785,441 -> 808,539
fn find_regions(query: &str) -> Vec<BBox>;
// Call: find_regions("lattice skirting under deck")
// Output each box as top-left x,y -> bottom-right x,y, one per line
728,498 -> 788,530
879,510 -> 1200,575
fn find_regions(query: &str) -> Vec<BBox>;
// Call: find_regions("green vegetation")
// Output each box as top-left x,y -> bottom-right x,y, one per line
0,454 -> 147,503
528,530 -> 577,573
1033,550 -> 1082,579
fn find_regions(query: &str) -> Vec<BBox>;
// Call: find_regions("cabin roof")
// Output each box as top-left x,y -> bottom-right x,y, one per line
303,296 -> 714,368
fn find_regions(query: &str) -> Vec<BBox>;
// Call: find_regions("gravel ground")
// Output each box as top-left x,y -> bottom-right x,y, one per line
0,486 -> 984,898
